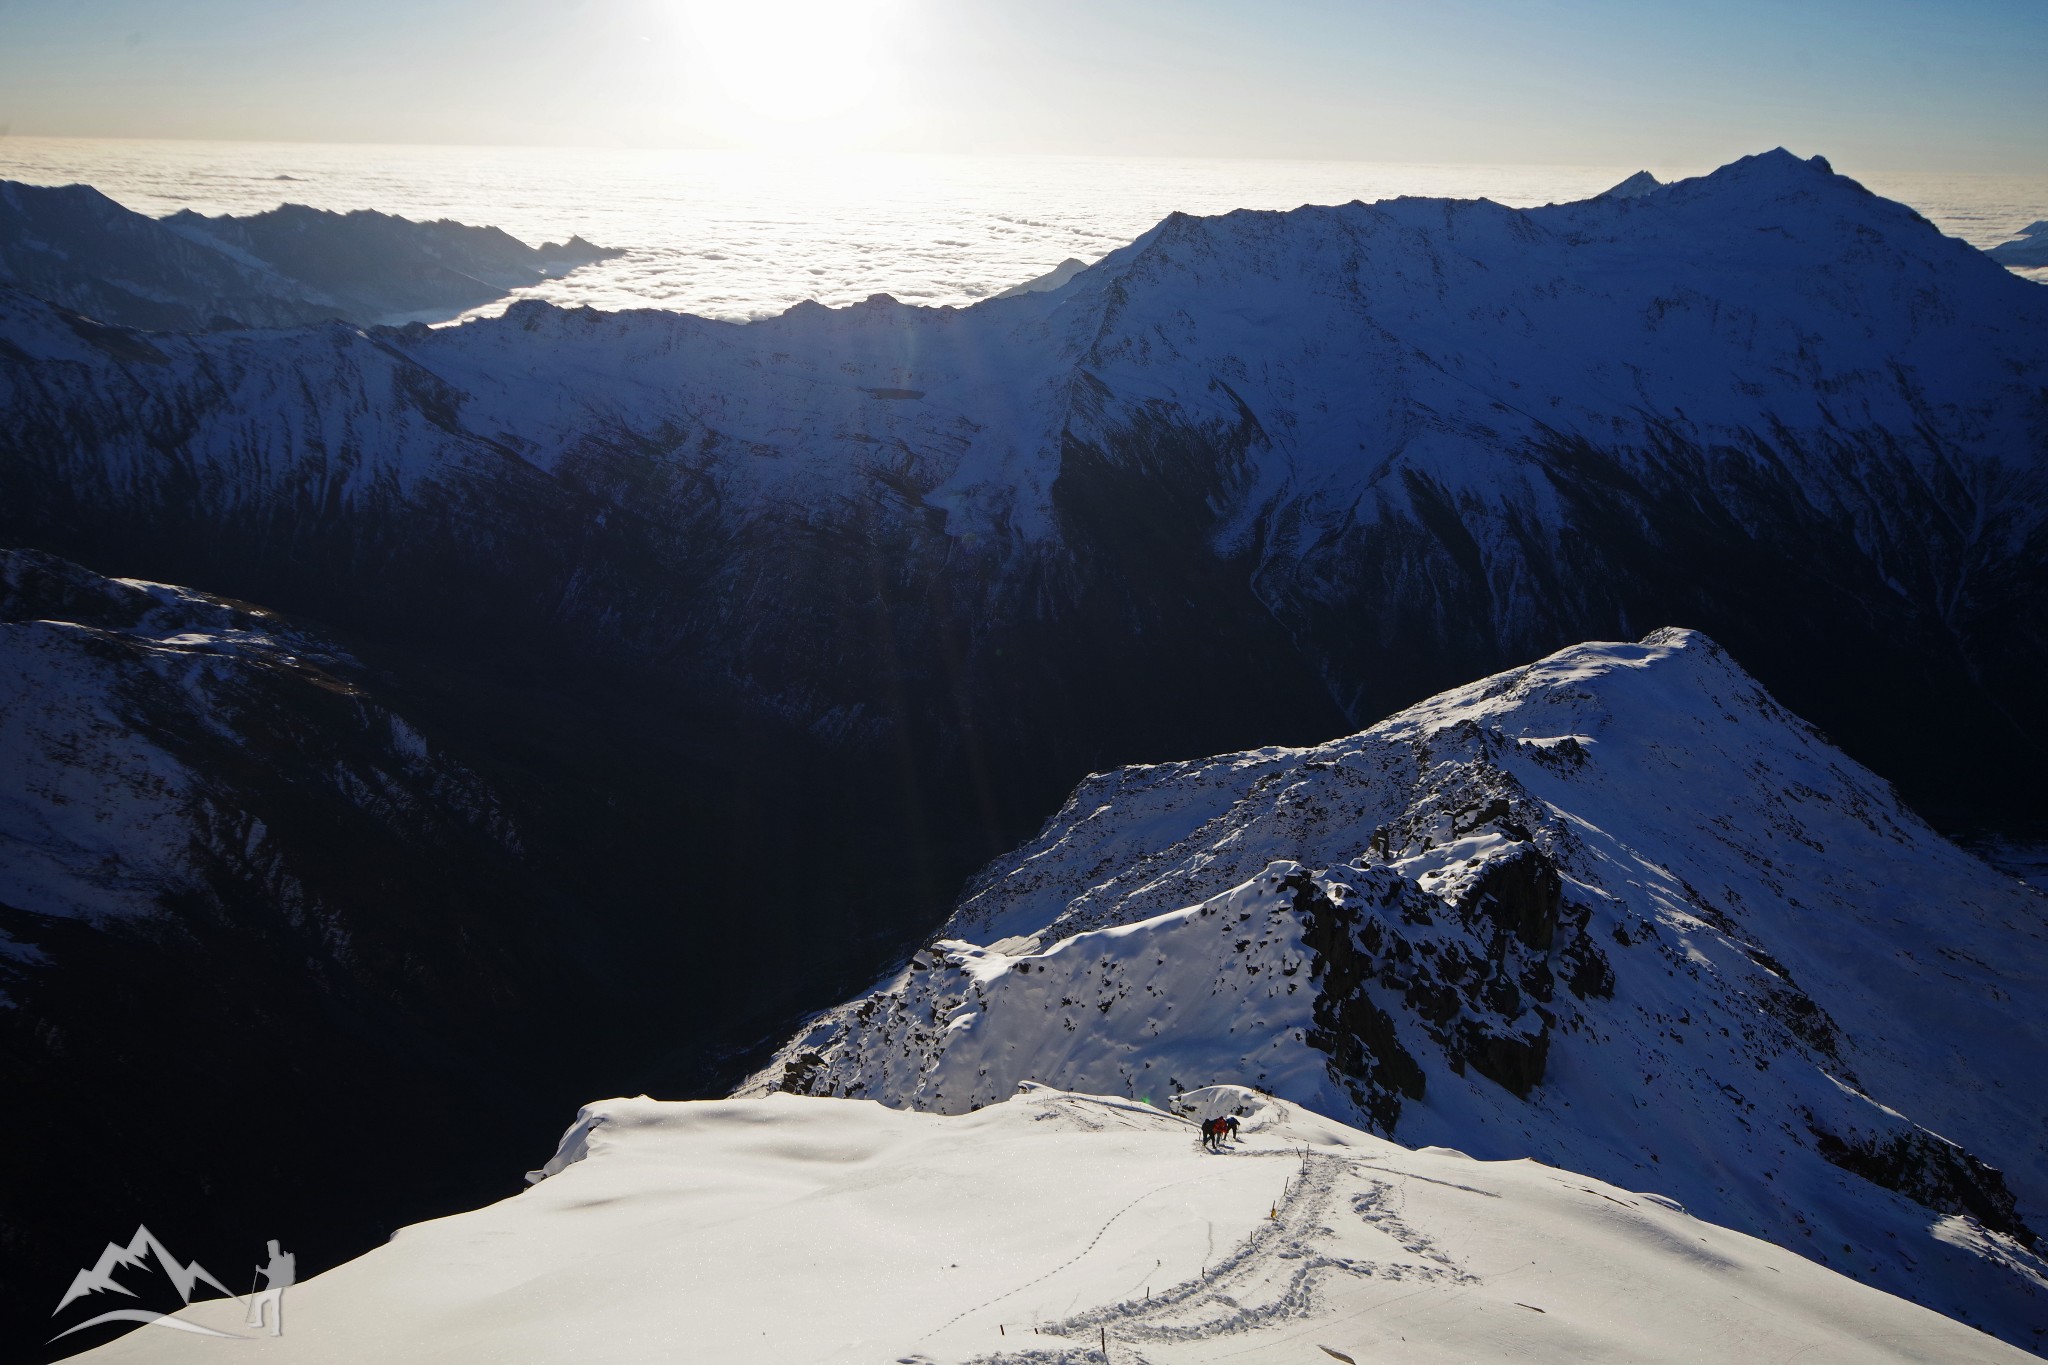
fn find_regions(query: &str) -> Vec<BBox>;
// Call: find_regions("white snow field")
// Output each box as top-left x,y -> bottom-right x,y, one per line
73,1085 -> 2037,1364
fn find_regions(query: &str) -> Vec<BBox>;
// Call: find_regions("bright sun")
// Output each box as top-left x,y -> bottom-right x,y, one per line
676,0 -> 909,150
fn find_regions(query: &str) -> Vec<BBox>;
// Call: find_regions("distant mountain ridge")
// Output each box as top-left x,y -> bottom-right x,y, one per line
0,180 -> 619,331
747,629 -> 2048,1351
1988,219 -> 2048,268
2,149 -> 2042,828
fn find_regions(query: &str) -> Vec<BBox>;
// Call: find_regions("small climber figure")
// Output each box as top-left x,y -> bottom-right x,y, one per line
1201,1115 -> 1241,1151
245,1239 -> 294,1337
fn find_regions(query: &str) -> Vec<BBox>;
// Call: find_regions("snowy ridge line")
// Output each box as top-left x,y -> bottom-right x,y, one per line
757,632 -> 2048,1351
71,1085 -> 2046,1362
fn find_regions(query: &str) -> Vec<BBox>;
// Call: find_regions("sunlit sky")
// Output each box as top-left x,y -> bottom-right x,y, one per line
2,0 -> 2045,171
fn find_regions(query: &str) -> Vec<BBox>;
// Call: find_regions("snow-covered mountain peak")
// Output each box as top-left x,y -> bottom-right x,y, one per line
1597,169 -> 1665,199
749,631 -> 2048,1348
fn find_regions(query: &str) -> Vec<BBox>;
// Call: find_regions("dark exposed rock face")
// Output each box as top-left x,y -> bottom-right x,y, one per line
1297,871 -> 1426,1133
1302,822 -> 1599,1108
1810,1120 -> 2037,1250
1460,842 -> 1562,953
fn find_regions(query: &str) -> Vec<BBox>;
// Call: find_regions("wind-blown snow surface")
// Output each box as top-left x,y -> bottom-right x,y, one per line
750,630 -> 2048,1351
73,1087 -> 2038,1364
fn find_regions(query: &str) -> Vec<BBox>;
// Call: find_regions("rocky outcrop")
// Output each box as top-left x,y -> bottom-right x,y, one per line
1810,1118 -> 2036,1250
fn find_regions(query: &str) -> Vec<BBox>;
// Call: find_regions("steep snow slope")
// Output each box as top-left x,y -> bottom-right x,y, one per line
69,1087 -> 2041,1365
749,630 -> 2048,1352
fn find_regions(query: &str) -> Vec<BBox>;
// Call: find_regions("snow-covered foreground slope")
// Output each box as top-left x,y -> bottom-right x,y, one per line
76,1086 -> 2037,1364
750,630 -> 2048,1351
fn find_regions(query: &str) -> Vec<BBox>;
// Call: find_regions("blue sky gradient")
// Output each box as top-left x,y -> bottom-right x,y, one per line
1,0 -> 2043,170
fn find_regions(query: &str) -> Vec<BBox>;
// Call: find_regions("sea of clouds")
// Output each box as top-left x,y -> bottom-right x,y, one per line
3,138 -> 2043,322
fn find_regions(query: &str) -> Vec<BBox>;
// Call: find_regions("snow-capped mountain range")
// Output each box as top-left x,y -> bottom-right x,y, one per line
748,630 -> 2048,1351
0,180 -> 618,331
3,150 -> 2042,837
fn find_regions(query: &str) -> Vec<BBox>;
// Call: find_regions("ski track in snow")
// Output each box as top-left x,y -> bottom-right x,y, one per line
925,1164 -> 1224,1341
76,1086 -> 2043,1364
964,1149 -> 1493,1365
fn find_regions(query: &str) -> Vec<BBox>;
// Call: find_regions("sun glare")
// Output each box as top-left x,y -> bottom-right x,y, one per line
676,0 -> 910,150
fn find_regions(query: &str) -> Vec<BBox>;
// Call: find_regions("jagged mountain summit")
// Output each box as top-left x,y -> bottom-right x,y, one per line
0,180 -> 619,331
1597,169 -> 1665,198
748,630 -> 2048,1352
65,1086 -> 2044,1364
